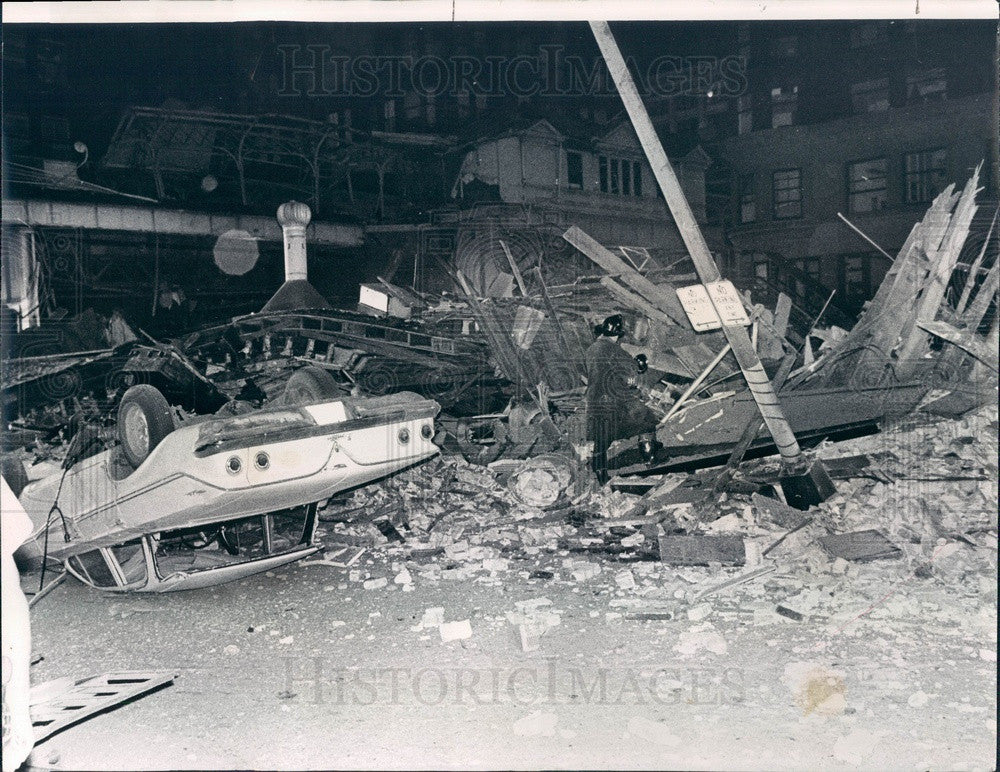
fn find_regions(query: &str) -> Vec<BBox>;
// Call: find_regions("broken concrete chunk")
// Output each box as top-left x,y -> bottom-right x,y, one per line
674,625 -> 728,656
420,607 -> 445,628
614,569 -> 636,590
686,603 -> 713,622
515,597 -> 552,614
751,492 -> 812,529
775,605 -> 804,621
571,562 -> 601,581
439,619 -> 473,642
363,577 -> 388,590
657,534 -> 745,566
818,529 -> 902,561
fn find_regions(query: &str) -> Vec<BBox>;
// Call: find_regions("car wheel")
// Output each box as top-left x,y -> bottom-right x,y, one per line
281,366 -> 342,404
1,456 -> 29,497
117,385 -> 174,468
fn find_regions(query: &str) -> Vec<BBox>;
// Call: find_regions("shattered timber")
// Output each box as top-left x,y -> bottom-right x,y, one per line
1,12 -> 997,772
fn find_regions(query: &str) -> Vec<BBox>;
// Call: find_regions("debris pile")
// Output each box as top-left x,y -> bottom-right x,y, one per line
307,399 -> 996,644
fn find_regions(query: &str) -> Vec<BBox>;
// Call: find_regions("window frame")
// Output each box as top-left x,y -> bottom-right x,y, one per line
770,84 -> 798,128
850,78 -> 890,114
772,168 -> 802,220
739,173 -> 756,224
847,157 -> 889,214
565,150 -> 584,189
904,148 -> 948,204
598,153 -> 643,197
906,67 -> 947,104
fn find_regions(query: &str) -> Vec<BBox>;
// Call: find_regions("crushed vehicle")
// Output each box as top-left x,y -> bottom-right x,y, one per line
14,369 -> 441,592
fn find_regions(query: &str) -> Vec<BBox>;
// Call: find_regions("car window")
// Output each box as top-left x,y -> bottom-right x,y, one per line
110,540 -> 147,586
68,550 -> 117,588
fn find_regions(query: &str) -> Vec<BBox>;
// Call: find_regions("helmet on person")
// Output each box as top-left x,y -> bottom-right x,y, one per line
599,314 -> 625,337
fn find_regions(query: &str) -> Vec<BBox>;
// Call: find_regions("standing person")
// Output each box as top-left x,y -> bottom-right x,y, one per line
584,314 -> 660,484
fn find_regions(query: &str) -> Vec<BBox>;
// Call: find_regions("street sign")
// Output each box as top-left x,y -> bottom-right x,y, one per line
676,280 -> 751,332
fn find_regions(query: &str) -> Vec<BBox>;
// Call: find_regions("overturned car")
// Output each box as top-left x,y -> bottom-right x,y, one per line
15,371 -> 440,592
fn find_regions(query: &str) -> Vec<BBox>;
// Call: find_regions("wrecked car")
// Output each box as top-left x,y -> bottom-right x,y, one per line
15,378 -> 441,592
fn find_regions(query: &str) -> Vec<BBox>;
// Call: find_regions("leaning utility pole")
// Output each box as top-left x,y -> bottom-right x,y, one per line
590,21 -> 833,508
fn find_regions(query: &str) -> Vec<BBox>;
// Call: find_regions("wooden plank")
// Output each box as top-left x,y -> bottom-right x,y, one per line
564,226 -> 687,324
773,292 -> 792,340
896,167 -> 981,369
658,343 -> 732,425
531,266 -> 586,372
599,277 -> 675,324
821,187 -> 960,381
959,258 -> 999,331
918,320 -> 994,365
499,240 -> 528,296
954,208 -> 996,316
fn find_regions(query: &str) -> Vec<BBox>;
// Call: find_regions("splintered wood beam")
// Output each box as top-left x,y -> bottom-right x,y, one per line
896,166 -> 981,369
773,292 -> 793,341
499,240 -> 528,296
598,276 -> 675,324
658,342 -> 732,425
590,20 -> 808,469
563,226 -> 687,324
917,320 -> 995,366
955,208 -> 997,316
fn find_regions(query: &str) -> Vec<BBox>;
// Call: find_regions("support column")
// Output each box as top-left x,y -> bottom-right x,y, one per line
590,21 -> 833,506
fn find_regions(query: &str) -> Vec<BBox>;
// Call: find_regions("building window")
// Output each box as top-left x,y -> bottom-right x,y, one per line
793,257 -> 822,301
737,94 -> 753,135
906,68 -> 947,103
739,173 -> 756,223
773,168 -> 802,219
771,85 -> 797,128
851,79 -> 890,113
847,158 -> 888,213
598,155 -> 642,196
566,151 -> 583,189
904,149 -> 947,203
794,257 -> 821,282
841,254 -> 871,301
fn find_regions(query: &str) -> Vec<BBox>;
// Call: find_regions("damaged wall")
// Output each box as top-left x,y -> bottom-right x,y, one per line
452,119 -> 717,252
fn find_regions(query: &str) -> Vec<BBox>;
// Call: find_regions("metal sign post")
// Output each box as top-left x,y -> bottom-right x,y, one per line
590,20 -> 834,508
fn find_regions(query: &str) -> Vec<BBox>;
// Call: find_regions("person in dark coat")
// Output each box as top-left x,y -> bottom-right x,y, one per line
585,314 -> 660,483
